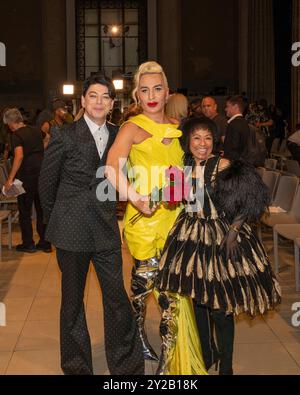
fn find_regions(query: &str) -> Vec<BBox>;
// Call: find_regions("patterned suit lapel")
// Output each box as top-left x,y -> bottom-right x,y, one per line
75,117 -> 100,170
101,123 -> 118,165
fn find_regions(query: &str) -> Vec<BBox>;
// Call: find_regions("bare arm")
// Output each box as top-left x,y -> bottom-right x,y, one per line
5,146 -> 23,189
105,123 -> 154,216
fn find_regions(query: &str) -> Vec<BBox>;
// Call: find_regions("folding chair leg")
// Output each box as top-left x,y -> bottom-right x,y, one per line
295,243 -> 300,292
8,213 -> 12,250
273,229 -> 279,274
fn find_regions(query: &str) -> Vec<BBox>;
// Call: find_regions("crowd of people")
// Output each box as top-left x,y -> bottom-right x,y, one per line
1,59 -> 295,376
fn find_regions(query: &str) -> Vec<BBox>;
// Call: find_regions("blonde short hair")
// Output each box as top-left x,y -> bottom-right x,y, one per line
165,93 -> 188,122
132,61 -> 168,105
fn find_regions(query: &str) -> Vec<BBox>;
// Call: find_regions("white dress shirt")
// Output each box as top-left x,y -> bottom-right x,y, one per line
227,114 -> 244,124
84,114 -> 109,159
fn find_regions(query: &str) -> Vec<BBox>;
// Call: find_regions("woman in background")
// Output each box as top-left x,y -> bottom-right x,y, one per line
165,93 -> 189,125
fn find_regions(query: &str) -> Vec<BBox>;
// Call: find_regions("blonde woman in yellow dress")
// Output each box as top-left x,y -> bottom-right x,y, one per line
106,61 -> 207,375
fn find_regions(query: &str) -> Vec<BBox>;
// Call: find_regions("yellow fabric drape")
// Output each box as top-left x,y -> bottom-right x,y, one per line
153,290 -> 208,375
168,295 -> 208,375
124,114 -> 183,260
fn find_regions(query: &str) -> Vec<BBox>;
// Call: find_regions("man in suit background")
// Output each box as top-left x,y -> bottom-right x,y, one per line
201,96 -> 228,151
223,95 -> 250,161
39,74 -> 144,375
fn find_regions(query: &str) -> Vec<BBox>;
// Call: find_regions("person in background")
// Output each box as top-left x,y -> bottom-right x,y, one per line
41,99 -> 69,148
3,108 -> 51,253
110,107 -> 123,125
165,93 -> 189,125
123,102 -> 141,122
201,96 -> 228,151
223,95 -> 250,161
189,98 -> 204,117
74,107 -> 85,122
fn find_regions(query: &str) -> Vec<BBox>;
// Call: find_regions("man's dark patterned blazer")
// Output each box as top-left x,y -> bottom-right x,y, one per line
39,117 -> 121,252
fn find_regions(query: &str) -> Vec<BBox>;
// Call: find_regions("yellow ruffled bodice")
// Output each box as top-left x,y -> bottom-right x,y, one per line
124,114 -> 183,260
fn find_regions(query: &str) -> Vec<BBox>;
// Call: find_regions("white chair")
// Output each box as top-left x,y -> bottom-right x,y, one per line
258,175 -> 299,242
0,210 -> 12,261
285,160 -> 300,177
262,170 -> 280,202
270,175 -> 299,212
0,162 -> 9,178
265,158 -> 278,170
273,224 -> 300,291
270,138 -> 281,158
261,184 -> 300,228
272,139 -> 292,169
295,238 -> 300,292
0,165 -> 18,220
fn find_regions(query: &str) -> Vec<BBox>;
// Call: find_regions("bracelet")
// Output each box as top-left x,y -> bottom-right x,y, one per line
229,225 -> 239,233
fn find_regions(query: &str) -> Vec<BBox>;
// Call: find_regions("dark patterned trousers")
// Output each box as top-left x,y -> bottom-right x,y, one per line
56,248 -> 144,375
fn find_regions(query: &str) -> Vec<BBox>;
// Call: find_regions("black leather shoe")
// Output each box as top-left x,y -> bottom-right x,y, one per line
16,244 -> 37,253
36,242 -> 52,253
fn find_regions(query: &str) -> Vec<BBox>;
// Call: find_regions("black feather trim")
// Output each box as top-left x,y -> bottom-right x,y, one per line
214,160 -> 270,223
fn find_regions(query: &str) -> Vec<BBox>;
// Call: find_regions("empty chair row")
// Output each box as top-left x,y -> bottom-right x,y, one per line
273,224 -> 300,291
258,172 -> 300,291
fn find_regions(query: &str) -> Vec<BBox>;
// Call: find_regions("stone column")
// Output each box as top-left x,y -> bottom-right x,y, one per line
41,0 -> 67,105
66,0 -> 76,82
147,0 -> 158,60
157,0 -> 181,90
247,0 -> 275,104
292,0 -> 300,128
238,0 -> 249,94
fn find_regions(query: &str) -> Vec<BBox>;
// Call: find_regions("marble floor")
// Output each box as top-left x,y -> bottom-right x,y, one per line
0,222 -> 300,375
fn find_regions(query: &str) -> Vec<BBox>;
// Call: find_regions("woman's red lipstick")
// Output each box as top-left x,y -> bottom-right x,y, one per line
148,102 -> 158,107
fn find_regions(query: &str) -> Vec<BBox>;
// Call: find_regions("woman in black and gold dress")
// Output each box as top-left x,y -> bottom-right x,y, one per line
156,117 -> 281,375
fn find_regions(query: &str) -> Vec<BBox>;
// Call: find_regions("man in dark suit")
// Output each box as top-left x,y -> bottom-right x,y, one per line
39,74 -> 144,375
223,95 -> 250,160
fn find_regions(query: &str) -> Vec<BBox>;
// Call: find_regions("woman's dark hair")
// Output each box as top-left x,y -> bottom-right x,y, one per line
180,116 -> 219,166
82,73 -> 116,99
